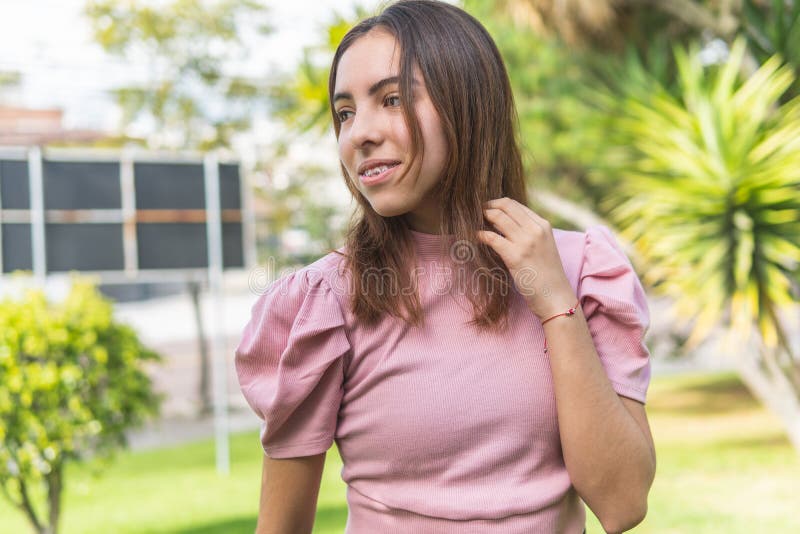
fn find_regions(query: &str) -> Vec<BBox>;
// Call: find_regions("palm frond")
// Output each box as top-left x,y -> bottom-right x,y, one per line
596,36 -> 800,355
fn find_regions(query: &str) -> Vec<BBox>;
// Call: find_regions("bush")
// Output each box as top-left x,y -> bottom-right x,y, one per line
0,276 -> 162,534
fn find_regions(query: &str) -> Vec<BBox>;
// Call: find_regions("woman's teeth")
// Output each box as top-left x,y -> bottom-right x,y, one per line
363,164 -> 394,177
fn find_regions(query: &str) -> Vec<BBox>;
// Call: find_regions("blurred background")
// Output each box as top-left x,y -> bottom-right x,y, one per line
0,0 -> 798,533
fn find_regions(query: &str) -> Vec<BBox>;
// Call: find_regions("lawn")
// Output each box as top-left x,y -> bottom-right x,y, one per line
1,370 -> 798,533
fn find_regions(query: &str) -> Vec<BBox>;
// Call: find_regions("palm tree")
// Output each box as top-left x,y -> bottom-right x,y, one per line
593,37 -> 800,452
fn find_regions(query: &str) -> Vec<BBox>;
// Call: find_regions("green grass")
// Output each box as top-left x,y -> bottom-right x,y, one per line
1,370 -> 798,533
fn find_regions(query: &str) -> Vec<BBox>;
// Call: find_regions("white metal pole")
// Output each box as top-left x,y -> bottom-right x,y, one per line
0,160 -> 4,276
204,152 -> 230,475
28,146 -> 46,284
120,150 -> 138,276
241,163 -> 256,270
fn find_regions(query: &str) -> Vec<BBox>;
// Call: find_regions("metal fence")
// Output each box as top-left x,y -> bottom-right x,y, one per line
0,146 -> 255,282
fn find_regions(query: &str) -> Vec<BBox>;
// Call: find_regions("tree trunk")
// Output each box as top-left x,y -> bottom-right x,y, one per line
45,462 -> 62,534
189,280 -> 213,415
730,331 -> 800,457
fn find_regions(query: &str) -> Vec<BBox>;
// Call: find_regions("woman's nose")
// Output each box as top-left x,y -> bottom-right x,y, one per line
348,110 -> 384,148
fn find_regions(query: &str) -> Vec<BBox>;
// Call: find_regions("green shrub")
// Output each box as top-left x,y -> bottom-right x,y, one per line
0,276 -> 162,534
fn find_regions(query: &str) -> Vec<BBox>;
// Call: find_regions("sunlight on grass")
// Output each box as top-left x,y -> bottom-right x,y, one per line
601,371 -> 800,533
0,370 -> 797,533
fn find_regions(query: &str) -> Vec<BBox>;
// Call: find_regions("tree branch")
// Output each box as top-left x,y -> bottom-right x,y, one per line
531,188 -> 609,230
530,188 -> 647,263
17,476 -> 45,534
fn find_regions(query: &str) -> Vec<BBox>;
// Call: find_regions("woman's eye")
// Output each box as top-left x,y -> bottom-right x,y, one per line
386,95 -> 401,107
337,110 -> 353,122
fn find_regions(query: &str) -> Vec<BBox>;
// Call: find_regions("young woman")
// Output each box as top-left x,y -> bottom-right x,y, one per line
236,1 -> 656,533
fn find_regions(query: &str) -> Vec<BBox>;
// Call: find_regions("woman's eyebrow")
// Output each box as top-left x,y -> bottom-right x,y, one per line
334,76 -> 419,103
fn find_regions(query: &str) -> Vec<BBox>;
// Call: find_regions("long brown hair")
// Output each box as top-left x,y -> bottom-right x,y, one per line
328,0 -> 528,331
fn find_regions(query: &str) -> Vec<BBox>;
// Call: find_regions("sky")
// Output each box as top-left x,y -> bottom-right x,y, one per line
0,0 -> 364,131
0,0 -> 458,205
0,0 -> 380,210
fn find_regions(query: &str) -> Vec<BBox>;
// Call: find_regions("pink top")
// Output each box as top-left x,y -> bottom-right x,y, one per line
235,224 -> 651,534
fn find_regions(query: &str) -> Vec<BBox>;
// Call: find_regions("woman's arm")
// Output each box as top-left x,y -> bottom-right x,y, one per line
478,198 -> 656,533
256,452 -> 326,534
542,302 -> 656,534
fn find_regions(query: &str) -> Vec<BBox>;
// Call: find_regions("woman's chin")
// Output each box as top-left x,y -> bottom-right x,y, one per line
368,200 -> 410,218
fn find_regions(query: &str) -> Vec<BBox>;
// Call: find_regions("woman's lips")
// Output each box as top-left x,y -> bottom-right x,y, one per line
359,163 -> 400,186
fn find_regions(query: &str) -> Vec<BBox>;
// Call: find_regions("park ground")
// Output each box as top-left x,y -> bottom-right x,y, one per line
1,368 -> 799,533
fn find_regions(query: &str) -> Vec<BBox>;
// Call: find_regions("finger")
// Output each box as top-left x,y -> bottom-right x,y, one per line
476,229 -> 513,259
522,203 -> 550,227
483,207 -> 523,241
484,197 -> 542,230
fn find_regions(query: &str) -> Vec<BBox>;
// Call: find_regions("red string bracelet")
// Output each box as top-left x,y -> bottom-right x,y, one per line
541,300 -> 580,354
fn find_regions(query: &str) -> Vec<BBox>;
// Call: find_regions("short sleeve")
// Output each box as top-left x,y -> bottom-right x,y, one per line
234,268 -> 351,458
578,225 -> 652,404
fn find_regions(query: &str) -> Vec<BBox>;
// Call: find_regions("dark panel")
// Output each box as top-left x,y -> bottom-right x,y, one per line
43,160 -> 121,209
135,163 -> 205,209
137,223 -> 208,269
219,164 -> 241,209
222,223 -> 244,268
1,160 -> 30,209
46,224 -> 124,272
99,282 -> 184,303
2,223 -> 33,272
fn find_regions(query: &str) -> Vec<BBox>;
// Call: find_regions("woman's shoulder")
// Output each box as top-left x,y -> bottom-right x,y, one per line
293,246 -> 348,286
266,247 -> 348,290
253,247 -> 351,316
240,247 -> 351,356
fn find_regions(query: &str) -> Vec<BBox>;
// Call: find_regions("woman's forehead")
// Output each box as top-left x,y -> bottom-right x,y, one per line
334,30 -> 407,93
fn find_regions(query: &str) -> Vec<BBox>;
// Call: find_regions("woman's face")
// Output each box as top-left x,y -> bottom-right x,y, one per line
333,28 -> 448,234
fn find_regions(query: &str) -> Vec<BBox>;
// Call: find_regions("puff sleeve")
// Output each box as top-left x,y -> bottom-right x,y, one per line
235,268 -> 351,458
578,225 -> 652,404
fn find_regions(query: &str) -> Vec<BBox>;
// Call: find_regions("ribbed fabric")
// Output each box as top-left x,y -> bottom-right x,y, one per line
235,224 -> 652,534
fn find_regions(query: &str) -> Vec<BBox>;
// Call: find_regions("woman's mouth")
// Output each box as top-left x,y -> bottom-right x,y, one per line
359,162 -> 401,186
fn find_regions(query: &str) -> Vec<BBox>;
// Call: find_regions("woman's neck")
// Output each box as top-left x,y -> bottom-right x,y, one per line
409,227 -> 457,261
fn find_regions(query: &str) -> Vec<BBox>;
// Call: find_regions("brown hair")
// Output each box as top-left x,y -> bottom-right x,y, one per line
328,0 -> 528,331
